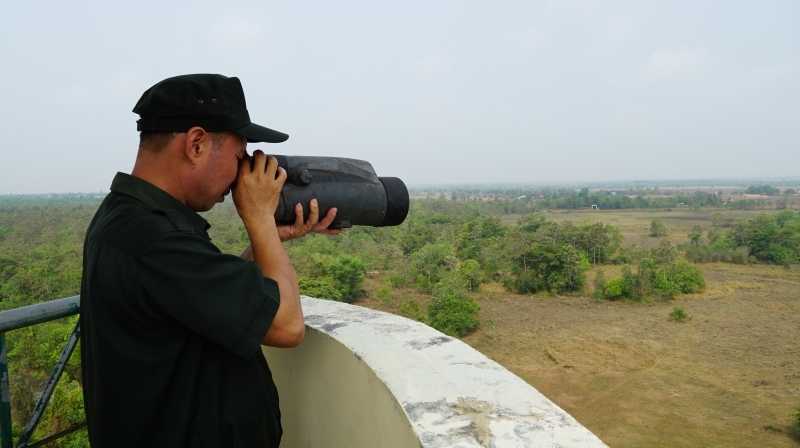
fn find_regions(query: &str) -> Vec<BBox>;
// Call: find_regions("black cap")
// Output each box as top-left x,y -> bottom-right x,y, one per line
133,74 -> 288,143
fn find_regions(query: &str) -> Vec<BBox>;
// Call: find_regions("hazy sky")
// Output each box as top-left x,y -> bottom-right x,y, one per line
1,1 -> 798,193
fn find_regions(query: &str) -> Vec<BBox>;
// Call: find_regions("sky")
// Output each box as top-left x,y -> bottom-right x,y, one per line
0,0 -> 798,194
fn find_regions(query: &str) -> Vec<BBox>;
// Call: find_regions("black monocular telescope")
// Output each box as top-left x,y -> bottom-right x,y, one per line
257,156 -> 409,229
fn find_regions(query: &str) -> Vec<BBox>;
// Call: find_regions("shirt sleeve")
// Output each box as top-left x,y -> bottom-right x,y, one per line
136,230 -> 281,359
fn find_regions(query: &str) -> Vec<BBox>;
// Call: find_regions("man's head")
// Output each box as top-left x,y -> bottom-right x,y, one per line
131,74 -> 283,211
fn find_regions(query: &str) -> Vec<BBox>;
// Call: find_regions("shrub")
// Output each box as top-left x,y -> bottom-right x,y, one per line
414,274 -> 434,293
427,276 -> 481,337
668,307 -> 690,322
375,285 -> 392,302
650,217 -> 668,237
652,274 -> 681,300
388,273 -> 409,287
687,225 -> 703,245
511,244 -> 587,294
671,259 -> 706,293
427,296 -> 481,337
513,269 -> 544,294
604,277 -> 626,300
387,263 -> 413,288
399,299 -> 424,321
326,255 -> 366,303
795,405 -> 800,432
298,276 -> 342,302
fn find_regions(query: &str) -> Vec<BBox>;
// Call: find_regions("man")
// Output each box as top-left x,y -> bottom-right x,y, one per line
79,74 -> 338,447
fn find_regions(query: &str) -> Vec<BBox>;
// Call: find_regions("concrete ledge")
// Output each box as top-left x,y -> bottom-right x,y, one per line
263,297 -> 607,448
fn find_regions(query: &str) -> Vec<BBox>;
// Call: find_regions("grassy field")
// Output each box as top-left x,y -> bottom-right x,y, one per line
358,208 -> 800,447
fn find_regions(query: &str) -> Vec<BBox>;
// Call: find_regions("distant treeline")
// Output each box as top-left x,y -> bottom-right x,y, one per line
411,188 -> 782,213
411,179 -> 800,193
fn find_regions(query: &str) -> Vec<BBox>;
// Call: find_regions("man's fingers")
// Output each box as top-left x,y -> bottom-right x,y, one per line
250,150 -> 267,174
263,154 -> 277,179
306,199 -> 320,227
293,204 -> 304,230
315,207 -> 338,230
276,167 -> 287,186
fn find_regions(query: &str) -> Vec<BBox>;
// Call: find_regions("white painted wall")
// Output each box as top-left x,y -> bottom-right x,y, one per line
263,297 -> 607,448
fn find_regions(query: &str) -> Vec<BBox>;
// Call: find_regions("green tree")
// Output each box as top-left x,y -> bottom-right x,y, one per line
326,255 -> 366,303
511,243 -> 586,294
707,213 -> 723,243
399,299 -> 425,321
581,222 -> 622,264
399,221 -> 437,255
592,270 -> 606,299
649,217 -> 668,237
655,239 -> 678,277
688,225 -> 703,245
426,276 -> 481,337
411,243 -> 456,289
603,277 -> 627,300
298,276 -> 342,301
671,259 -> 706,293
459,259 -> 482,292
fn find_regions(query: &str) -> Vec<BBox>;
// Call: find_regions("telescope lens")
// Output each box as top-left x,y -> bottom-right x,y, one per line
378,177 -> 409,227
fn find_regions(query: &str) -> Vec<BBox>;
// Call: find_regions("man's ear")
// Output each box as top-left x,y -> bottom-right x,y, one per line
184,127 -> 212,166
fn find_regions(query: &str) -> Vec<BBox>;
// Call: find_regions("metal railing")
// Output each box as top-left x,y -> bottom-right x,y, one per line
0,296 -> 83,448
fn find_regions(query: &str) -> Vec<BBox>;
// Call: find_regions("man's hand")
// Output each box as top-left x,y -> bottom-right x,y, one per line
277,199 -> 342,242
232,151 -> 285,227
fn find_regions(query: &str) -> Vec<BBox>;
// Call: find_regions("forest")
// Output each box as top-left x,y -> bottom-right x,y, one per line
0,189 -> 797,446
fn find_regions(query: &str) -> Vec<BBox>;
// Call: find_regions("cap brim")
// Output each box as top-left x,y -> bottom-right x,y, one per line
234,123 -> 289,143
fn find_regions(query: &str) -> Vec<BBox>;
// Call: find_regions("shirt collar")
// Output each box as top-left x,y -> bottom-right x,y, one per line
109,172 -> 211,231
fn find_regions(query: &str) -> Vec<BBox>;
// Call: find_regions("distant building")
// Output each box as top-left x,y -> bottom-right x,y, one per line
607,190 -> 617,196
591,204 -> 598,210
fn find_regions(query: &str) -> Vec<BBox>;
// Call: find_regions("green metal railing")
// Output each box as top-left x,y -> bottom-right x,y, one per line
0,296 -> 83,448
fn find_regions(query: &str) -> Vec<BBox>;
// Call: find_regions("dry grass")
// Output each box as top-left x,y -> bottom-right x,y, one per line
358,210 -> 800,447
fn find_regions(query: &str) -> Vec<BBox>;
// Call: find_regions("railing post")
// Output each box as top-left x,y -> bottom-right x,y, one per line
0,333 -> 13,448
15,321 -> 80,448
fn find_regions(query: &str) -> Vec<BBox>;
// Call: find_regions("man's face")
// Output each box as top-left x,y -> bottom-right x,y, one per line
196,132 -> 247,212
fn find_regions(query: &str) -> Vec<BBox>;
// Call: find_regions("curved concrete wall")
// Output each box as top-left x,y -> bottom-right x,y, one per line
262,297 -> 607,448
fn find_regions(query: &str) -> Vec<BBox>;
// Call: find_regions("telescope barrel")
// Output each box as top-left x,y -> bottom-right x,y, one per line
268,155 -> 409,229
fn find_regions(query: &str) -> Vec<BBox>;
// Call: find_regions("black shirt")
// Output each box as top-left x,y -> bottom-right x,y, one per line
80,173 -> 282,447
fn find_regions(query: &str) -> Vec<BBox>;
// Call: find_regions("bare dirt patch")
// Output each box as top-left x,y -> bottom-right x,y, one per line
758,302 -> 798,310
544,338 -> 655,373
